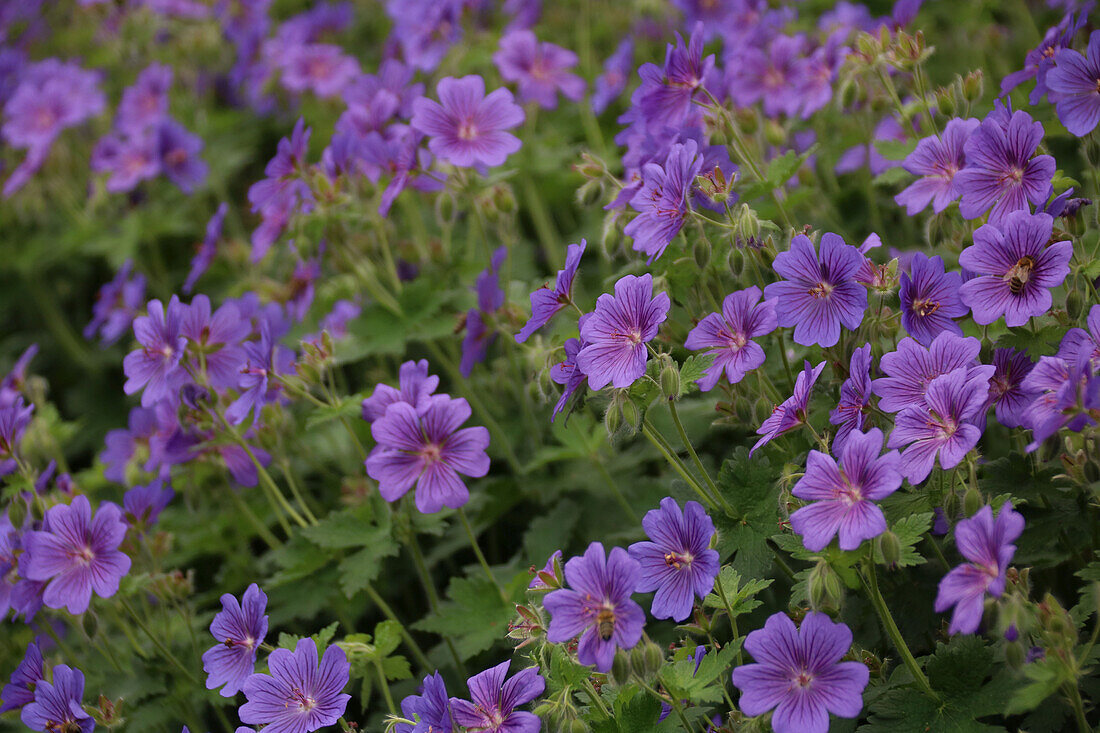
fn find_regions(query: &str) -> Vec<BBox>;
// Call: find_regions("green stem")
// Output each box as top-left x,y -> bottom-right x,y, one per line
374,658 -> 398,715
281,461 -> 319,524
226,486 -> 282,550
120,597 -> 200,686
582,679 -> 612,719
860,561 -> 937,699
404,530 -> 467,675
641,419 -> 719,513
713,580 -> 745,666
458,508 -> 507,600
362,582 -> 433,674
592,457 -> 639,523
667,400 -> 730,513
1065,682 -> 1090,733
775,330 -> 795,392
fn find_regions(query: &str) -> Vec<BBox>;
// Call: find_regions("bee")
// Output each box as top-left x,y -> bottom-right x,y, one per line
596,608 -> 616,641
1003,255 -> 1036,295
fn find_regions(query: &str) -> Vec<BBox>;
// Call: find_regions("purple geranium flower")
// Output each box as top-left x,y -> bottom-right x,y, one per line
576,274 -> 670,390
361,360 -> 440,423
628,497 -> 720,621
790,428 -> 901,551
396,672 -> 454,733
888,366 -> 991,484
202,583 -> 268,698
0,396 -> 33,476
461,246 -> 508,376
549,323 -> 589,422
829,343 -> 873,454
410,75 -> 524,168
764,233 -> 867,348
123,296 -> 188,407
181,294 -> 249,391
894,118 -> 978,215
90,131 -> 161,193
623,140 -> 703,263
1020,352 -> 1099,449
450,661 -> 545,733
752,360 -> 827,455
21,495 -> 131,614
954,109 -> 1055,226
731,612 -> 868,733
366,395 -> 490,513
20,665 -> 94,733
184,202 -> 228,294
545,542 -> 645,672
494,30 -> 585,110
935,503 -> 1023,634
684,286 -> 778,391
1,639 -> 44,713
515,240 -> 585,343
633,24 -> 713,131
872,333 -> 990,413
1001,9 -> 1086,103
248,118 -> 314,262
225,324 -> 296,426
986,348 -> 1038,429
592,39 -> 633,114
899,253 -> 968,345
728,34 -> 807,119
116,63 -> 172,135
278,43 -> 360,99
1059,304 -> 1100,365
84,260 -> 147,346
959,211 -> 1072,327
157,119 -> 207,192
123,478 -> 174,529
1047,31 -> 1100,136
239,638 -> 350,732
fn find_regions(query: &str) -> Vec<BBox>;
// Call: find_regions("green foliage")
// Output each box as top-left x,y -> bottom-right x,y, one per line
713,447 -> 781,579
412,574 -> 521,659
703,566 -> 773,617
872,512 -> 932,568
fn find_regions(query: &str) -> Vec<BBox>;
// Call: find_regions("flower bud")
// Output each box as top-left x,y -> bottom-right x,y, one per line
727,247 -> 745,278
693,236 -> 711,270
764,119 -> 787,148
935,86 -> 957,117
962,69 -> 983,103
1067,289 -> 1084,321
660,362 -> 681,401
962,486 -> 983,517
809,560 -> 844,609
643,641 -> 664,679
1004,640 -> 1025,669
434,191 -> 458,226
610,649 -> 633,685
569,719 -> 590,733
619,395 -> 641,434
493,184 -> 517,214
8,497 -> 26,530
877,530 -> 902,567
604,402 -> 622,436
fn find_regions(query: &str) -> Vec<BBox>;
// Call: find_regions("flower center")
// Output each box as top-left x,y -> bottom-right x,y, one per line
791,667 -> 815,689
165,147 -> 188,167
288,687 -> 317,712
724,330 -> 747,352
70,544 -> 96,566
419,443 -> 443,464
457,119 -> 479,141
912,298 -> 941,317
1002,255 -> 1035,294
664,550 -> 694,570
807,282 -> 833,300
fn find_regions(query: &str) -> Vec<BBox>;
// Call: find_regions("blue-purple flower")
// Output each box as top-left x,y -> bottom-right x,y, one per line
899,253 -> 968,345
873,333 -> 990,414
410,76 -> 525,168
515,240 -> 585,343
239,638 -> 350,732
362,360 -> 440,424
684,286 -> 777,391
396,672 -> 454,733
576,274 -> 670,390
752,360 -> 826,455
1,639 -> 44,713
894,118 -> 978,215
20,665 -> 94,733
123,296 -> 188,407
1047,31 -> 1100,136
450,661 -> 544,733
623,140 -> 703,263
829,343 -> 872,454
494,30 -> 585,110
202,583 -> 268,698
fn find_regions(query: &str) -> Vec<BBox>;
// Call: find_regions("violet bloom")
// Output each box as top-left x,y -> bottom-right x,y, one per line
361,360 -> 439,423
1020,352 -> 1099,449
592,39 -> 633,114
20,665 -> 94,733
0,396 -> 33,476
461,246 -> 507,377
116,63 -> 172,135
1047,31 -> 1100,136
935,503 -> 1024,635
410,75 -> 525,168
516,240 -> 585,343
123,296 -> 188,407
791,428 -> 901,551
888,366 -> 990,484
396,672 -> 454,733
959,211 -> 1072,327
752,360 -> 826,455
987,348 -> 1038,429
731,612 -> 868,733
239,638 -> 350,732
576,274 -> 670,390
278,43 -> 360,99
829,343 -> 872,454
529,550 -> 563,589
1,639 -> 44,713
225,324 -> 296,426
628,498 -> 720,621
728,34 -> 808,119
544,542 -> 645,672
873,333 -> 990,413
184,202 -> 228,294
366,395 -> 490,514
623,140 -> 703,263
84,260 -> 146,346
684,286 -> 777,391
248,118 -> 314,262
1001,10 -> 1086,103
954,109 -> 1055,226
91,131 -> 161,193
1059,304 -> 1100,365
450,661 -> 544,733
157,119 -> 207,192
202,583 -> 268,698
633,24 -> 713,130
894,118 -> 979,215
764,233 -> 867,348
899,253 -> 968,345
550,326 -> 588,422
494,30 -> 585,110
182,294 -> 249,391
123,478 -> 174,528
21,495 -> 131,614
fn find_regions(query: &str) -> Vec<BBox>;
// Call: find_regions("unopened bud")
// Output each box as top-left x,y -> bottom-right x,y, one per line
610,649 -> 633,685
1067,290 -> 1084,320
962,69 -> 983,103
935,87 -> 957,117
962,487 -> 983,517
604,402 -> 622,436
693,237 -> 711,269
727,247 -> 745,278
619,396 -> 640,433
809,560 -> 843,609
434,191 -> 458,226
660,362 -> 681,401
569,719 -> 590,733
1005,641 -> 1025,669
877,530 -> 902,567
643,641 -> 664,679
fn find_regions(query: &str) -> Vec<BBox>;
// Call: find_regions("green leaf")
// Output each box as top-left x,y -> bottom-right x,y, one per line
616,689 -> 661,732
373,620 -> 403,657
300,506 -> 389,549
873,138 -> 917,161
1003,658 -> 1066,715
678,354 -> 715,396
873,166 -> 911,187
993,324 -> 1063,358
765,150 -> 802,187
712,448 -> 781,579
412,575 -> 515,659
702,566 -> 773,617
304,393 -> 365,429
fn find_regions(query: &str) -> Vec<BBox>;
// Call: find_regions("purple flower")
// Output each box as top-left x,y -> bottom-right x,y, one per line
516,240 -> 585,343
954,109 -> 1055,226
731,612 -> 868,733
986,348 -> 1038,429
123,296 -> 188,407
935,503 -> 1024,635
182,294 -> 249,391
592,39 -> 633,114
91,131 -> 161,193
959,211 -> 1072,327
576,274 -> 670,390
684,286 -> 777,391
888,366 -> 991,484
764,233 -> 867,348
1020,352 -> 1099,449
1059,304 -> 1100,365
248,118 -> 314,262
544,542 -> 645,672
21,495 -> 131,614
494,30 -> 585,110
728,34 -> 808,118
791,428 -> 901,551
633,24 -> 713,131
278,43 -> 360,99
628,498 -> 720,621
157,119 -> 207,192
225,324 -> 296,426
239,638 -> 350,732
0,396 -> 33,476
529,550 -> 562,589
84,260 -> 147,346
1048,32 -> 1100,136
1001,10 -> 1086,103
623,140 -> 703,263
872,333 -> 989,413
202,583 -> 268,698
361,360 -> 439,423
184,203 -> 228,294
895,118 -> 978,215
829,344 -> 872,454
410,76 -> 525,168
1,639 -> 44,713
116,63 -> 172,135
450,661 -> 545,733
122,478 -> 174,529
397,672 -> 454,733
366,395 -> 490,513
20,665 -> 93,733
460,246 -> 507,377
550,326 -> 588,422
899,253 -> 968,345
752,360 -> 826,455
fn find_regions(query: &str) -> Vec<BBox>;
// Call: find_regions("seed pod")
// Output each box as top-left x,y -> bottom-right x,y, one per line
569,719 -> 590,733
1067,289 -> 1084,320
619,396 -> 641,434
604,402 -> 622,437
962,69 -> 984,102
643,641 -> 664,679
693,237 -> 711,270
434,191 -> 458,226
